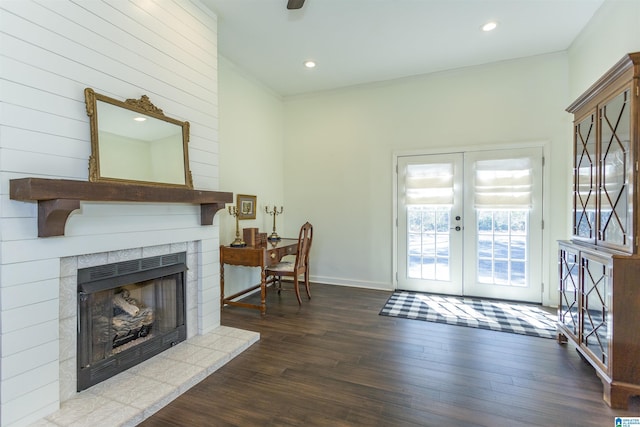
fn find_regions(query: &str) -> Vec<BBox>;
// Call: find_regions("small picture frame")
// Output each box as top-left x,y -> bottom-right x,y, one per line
237,194 -> 257,220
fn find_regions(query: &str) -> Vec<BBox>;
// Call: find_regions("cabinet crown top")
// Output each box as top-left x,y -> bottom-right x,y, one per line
567,52 -> 640,114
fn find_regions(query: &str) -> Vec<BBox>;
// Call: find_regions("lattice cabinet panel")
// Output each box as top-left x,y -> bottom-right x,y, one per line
598,88 -> 632,250
574,113 -> 597,241
580,252 -> 609,368
558,243 -> 579,339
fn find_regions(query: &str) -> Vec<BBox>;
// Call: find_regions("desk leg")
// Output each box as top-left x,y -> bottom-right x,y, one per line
260,267 -> 267,316
220,256 -> 225,311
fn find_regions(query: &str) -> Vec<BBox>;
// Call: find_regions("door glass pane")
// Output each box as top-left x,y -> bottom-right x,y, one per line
511,261 -> 525,283
599,90 -> 630,247
478,235 -> 492,258
476,209 -> 528,286
407,206 -> 450,281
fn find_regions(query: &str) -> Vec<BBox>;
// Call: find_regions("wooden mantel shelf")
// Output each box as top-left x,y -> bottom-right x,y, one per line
10,178 -> 233,237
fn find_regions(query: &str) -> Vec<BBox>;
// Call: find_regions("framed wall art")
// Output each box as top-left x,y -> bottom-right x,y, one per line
237,194 -> 257,220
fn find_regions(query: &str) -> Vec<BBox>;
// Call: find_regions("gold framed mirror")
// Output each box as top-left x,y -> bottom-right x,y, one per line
84,88 -> 193,188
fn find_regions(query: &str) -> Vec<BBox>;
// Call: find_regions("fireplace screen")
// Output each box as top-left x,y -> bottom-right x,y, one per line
77,253 -> 187,391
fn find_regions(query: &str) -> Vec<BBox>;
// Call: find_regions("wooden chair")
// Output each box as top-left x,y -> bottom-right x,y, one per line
266,222 -> 313,305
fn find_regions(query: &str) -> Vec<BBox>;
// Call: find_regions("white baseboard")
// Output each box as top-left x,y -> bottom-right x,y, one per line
308,275 -> 393,291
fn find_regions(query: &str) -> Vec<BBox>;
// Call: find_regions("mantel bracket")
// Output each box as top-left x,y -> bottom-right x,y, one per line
38,199 -> 81,237
201,203 -> 228,226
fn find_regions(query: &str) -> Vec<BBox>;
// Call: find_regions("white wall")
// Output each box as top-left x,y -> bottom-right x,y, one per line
0,1 -> 221,426
218,57 -> 286,297
214,0 -> 639,306
568,0 -> 640,99
282,53 -> 570,303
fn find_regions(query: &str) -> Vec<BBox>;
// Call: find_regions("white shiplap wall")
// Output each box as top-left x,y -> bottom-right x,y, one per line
0,1 -> 221,426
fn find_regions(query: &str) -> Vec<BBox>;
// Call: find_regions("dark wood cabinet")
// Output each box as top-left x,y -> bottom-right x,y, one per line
558,52 -> 640,409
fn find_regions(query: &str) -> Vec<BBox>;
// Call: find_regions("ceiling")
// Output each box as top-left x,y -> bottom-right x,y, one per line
201,0 -> 605,97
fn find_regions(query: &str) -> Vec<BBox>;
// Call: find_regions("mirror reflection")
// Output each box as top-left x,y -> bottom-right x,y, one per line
85,88 -> 193,188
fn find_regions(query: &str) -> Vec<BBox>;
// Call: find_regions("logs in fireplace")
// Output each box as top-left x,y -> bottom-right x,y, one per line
77,253 -> 187,391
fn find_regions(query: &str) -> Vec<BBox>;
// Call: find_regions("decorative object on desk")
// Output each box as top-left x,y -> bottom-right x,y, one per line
227,206 -> 246,247
243,227 -> 258,246
237,194 -> 256,220
258,232 -> 268,245
265,204 -> 284,241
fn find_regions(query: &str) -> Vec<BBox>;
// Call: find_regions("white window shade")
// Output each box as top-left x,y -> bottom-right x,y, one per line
405,163 -> 454,205
474,157 -> 532,209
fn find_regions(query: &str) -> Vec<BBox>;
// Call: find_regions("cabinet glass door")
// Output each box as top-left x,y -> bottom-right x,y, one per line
580,253 -> 610,367
574,113 -> 597,241
598,88 -> 632,251
559,245 -> 579,338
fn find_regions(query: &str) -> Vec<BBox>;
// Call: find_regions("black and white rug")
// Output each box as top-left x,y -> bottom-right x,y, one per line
379,291 -> 557,339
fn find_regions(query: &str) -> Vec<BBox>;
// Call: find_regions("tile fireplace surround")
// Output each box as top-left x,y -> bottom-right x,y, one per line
26,243 -> 259,427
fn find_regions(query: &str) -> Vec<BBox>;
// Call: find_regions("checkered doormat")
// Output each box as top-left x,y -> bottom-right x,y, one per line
379,291 -> 557,339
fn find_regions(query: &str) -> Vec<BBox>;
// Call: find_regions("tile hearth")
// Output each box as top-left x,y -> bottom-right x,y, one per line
29,326 -> 259,427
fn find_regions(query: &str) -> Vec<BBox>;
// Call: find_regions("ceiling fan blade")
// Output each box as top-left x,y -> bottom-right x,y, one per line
287,0 -> 305,10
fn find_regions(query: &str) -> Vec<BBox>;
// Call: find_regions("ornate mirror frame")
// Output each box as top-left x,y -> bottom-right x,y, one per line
84,88 -> 193,188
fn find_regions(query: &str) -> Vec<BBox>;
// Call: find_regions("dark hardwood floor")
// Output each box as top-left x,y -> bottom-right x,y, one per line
141,284 -> 640,426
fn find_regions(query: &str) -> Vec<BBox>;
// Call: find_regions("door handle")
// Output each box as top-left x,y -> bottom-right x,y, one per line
451,226 -> 461,231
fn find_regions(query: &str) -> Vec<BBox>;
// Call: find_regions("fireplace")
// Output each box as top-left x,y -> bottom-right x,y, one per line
76,252 -> 187,391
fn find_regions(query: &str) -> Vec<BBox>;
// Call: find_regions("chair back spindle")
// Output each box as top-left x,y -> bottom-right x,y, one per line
296,222 -> 313,270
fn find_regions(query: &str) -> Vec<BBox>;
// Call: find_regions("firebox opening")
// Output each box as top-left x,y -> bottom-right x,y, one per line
77,253 -> 187,391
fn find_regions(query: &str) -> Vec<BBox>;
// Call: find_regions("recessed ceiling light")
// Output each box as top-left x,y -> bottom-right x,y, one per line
482,21 -> 498,32
133,117 -> 147,122
304,60 -> 316,69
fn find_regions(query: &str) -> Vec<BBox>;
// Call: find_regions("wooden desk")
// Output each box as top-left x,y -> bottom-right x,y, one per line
220,239 -> 298,315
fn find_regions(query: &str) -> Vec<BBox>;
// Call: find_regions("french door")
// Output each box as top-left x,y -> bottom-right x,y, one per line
397,147 -> 543,303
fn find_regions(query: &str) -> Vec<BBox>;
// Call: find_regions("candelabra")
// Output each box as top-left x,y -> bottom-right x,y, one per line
228,206 -> 246,247
265,205 -> 284,241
